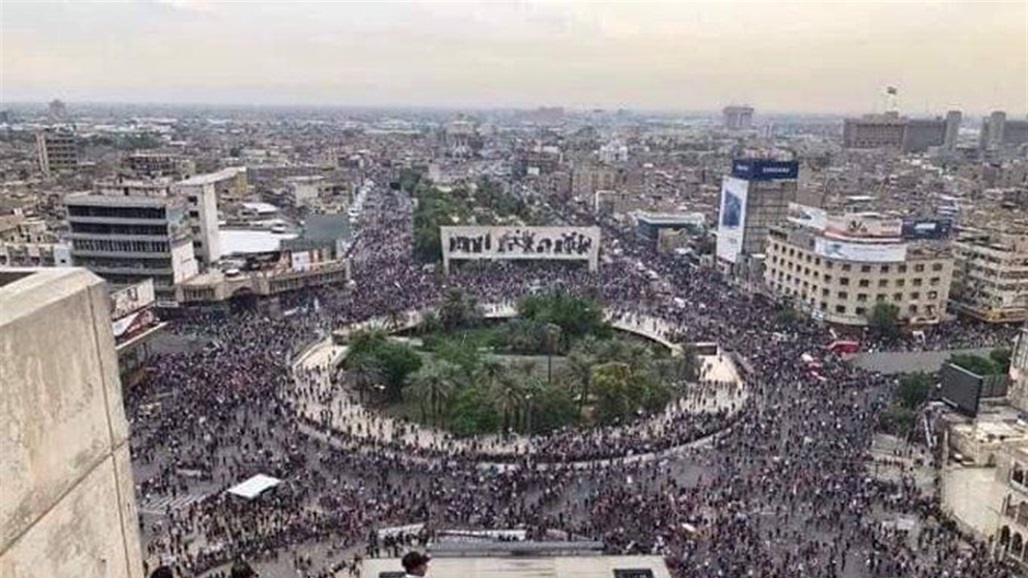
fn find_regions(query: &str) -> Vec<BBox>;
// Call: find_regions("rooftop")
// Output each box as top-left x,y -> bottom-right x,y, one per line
177,167 -> 244,186
362,555 -> 671,578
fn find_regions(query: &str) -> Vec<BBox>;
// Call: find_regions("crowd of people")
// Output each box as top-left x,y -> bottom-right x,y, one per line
128,177 -> 1021,578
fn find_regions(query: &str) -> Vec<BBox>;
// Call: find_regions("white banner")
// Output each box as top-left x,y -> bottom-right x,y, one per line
716,177 -> 748,263
787,203 -> 827,230
110,279 -> 155,320
825,214 -> 902,240
814,237 -> 907,263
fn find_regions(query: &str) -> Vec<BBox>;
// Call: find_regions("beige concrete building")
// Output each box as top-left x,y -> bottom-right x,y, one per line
1009,327 -> 1028,413
36,129 -> 77,176
0,268 -> 143,578
996,442 -> 1028,569
765,225 -> 953,326
951,232 -> 1028,323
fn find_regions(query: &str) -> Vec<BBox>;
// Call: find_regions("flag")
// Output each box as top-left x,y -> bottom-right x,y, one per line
886,86 -> 898,96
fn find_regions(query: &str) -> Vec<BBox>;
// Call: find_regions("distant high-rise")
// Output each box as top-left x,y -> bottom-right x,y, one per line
723,106 -> 754,130
47,98 -> 67,122
843,110 -> 962,153
979,111 -> 1028,151
943,110 -> 962,152
36,128 -> 78,176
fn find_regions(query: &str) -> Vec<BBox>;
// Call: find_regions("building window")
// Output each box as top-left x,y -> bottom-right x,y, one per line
823,275 -> 832,283
880,265 -> 890,273
878,279 -> 888,288
838,291 -> 848,299
861,265 -> 871,273
912,278 -> 923,287
928,290 -> 939,300
840,277 -> 850,286
820,302 -> 828,310
896,279 -> 905,287
857,293 -> 868,302
893,292 -> 903,301
825,261 -> 834,270
914,264 -> 925,272
835,304 -> 846,314
910,292 -> 920,300
932,263 -> 943,271
930,277 -> 940,286
858,279 -> 870,288
898,264 -> 908,273
876,294 -> 886,302
909,304 -> 919,314
822,288 -> 830,297
841,264 -> 851,271
855,307 -> 867,316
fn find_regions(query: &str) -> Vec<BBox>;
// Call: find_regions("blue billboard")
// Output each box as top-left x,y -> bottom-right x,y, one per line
731,159 -> 799,181
901,218 -> 953,240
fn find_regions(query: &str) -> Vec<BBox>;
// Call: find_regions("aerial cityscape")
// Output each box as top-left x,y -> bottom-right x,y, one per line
1,2 -> 1027,578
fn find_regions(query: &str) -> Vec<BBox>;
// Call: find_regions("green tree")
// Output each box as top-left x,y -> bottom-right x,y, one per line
949,353 -> 1000,376
543,322 -> 563,383
491,372 -> 525,434
592,362 -> 635,425
349,354 -> 382,404
404,361 -> 459,425
446,386 -> 499,436
896,373 -> 933,410
374,343 -> 423,401
438,289 -> 479,332
867,302 -> 901,340
990,348 -> 1012,374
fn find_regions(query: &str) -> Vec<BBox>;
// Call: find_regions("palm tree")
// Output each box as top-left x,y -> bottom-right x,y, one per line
405,361 -> 458,425
491,373 -> 524,434
543,323 -> 563,384
350,355 -> 382,404
478,355 -> 506,392
439,289 -> 469,331
567,350 -> 596,412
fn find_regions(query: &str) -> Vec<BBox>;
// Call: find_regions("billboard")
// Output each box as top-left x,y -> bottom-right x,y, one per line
902,218 -> 953,240
939,363 -> 982,417
716,177 -> 749,263
824,214 -> 903,240
787,203 -> 827,230
731,159 -> 799,181
813,237 -> 907,263
440,226 -> 600,272
110,279 -> 155,321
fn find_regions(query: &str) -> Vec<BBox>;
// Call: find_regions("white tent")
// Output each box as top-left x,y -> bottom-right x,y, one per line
226,474 -> 282,500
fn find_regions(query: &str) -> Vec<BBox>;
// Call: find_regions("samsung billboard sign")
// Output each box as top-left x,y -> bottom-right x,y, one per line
901,218 -> 953,240
731,159 -> 799,181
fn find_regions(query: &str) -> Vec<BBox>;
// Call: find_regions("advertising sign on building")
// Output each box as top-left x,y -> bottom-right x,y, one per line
824,214 -> 903,240
110,279 -> 155,321
787,203 -> 828,230
731,159 -> 799,181
291,250 -> 312,272
814,237 -> 907,263
901,218 -> 953,240
440,225 -> 601,272
716,177 -> 749,263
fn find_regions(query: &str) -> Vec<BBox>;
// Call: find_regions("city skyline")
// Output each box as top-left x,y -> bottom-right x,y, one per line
1,1 -> 1026,115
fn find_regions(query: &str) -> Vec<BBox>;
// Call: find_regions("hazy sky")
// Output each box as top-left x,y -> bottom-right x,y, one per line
2,1 -> 1025,114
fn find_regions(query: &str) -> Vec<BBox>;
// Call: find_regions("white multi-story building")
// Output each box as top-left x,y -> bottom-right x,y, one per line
764,223 -> 953,326
951,233 -> 1028,323
996,442 -> 1028,570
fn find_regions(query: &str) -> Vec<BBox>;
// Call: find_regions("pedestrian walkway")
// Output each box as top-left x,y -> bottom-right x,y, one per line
138,492 -> 209,516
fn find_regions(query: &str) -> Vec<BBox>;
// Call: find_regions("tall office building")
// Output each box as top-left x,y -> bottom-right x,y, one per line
716,159 -> 799,265
36,129 -> 78,176
1,268 -> 144,578
943,110 -> 962,152
64,193 -> 199,302
723,106 -> 754,130
980,111 -> 1028,151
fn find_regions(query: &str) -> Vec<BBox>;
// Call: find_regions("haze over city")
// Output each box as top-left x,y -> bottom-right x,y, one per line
2,0 -> 1026,114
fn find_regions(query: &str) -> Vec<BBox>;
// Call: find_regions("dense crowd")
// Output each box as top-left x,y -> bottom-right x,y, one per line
128,179 -> 1020,578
